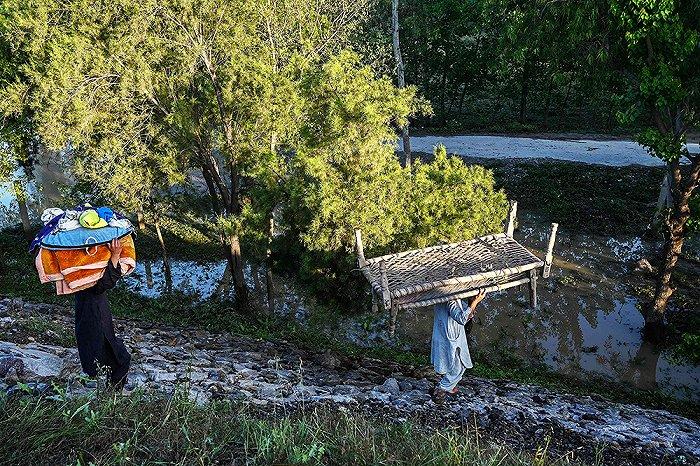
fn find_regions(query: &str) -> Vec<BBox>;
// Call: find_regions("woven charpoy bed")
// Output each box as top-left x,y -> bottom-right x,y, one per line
354,202 -> 558,334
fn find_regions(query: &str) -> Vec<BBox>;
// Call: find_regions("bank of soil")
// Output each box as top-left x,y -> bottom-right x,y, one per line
0,298 -> 699,466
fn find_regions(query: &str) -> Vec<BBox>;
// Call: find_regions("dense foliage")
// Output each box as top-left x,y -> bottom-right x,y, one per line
405,144 -> 508,248
385,0 -> 624,132
0,0 -> 510,307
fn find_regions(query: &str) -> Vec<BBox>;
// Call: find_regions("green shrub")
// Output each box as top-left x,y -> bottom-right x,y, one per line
402,144 -> 509,248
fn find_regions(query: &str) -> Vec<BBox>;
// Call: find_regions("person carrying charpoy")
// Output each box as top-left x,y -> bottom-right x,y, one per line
32,206 -> 136,390
430,289 -> 486,404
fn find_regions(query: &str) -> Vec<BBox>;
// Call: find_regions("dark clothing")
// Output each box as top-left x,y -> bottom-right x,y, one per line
74,261 -> 130,388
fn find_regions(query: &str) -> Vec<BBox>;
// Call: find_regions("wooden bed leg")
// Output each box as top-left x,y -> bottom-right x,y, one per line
379,260 -> 392,309
529,269 -> 538,309
379,260 -> 394,333
542,223 -> 558,278
506,201 -> 518,238
389,303 -> 398,337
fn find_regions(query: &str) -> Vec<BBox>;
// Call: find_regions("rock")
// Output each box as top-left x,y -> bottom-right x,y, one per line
0,343 -> 67,379
377,377 -> 400,395
634,258 -> 655,273
257,383 -> 280,398
6,381 -> 53,397
0,356 -> 25,379
333,384 -> 361,396
292,385 -> 318,399
317,350 -> 341,369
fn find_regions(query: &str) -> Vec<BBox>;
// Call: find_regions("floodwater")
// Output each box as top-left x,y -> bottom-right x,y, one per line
392,215 -> 700,402
402,135 -> 700,166
121,214 -> 700,402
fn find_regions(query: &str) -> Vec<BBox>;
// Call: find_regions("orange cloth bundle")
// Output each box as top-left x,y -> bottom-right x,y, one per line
35,234 -> 136,294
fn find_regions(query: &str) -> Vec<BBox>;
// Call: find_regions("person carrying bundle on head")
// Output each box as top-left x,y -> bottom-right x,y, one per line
33,205 -> 136,390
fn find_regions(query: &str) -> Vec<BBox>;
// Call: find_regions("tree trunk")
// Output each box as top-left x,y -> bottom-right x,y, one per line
226,232 -> 248,308
648,159 -> 700,339
543,74 -> 554,129
518,61 -> 530,124
154,219 -> 173,293
13,181 -> 31,233
202,51 -> 249,308
201,165 -> 221,214
145,260 -> 154,289
266,216 -> 275,312
391,0 -> 411,167
653,168 -> 673,227
214,262 -> 232,297
136,208 -> 146,232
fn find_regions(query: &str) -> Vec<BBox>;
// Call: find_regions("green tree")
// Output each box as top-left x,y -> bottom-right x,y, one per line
404,144 -> 508,248
286,52 -> 415,253
610,0 -> 700,338
0,3 -> 41,232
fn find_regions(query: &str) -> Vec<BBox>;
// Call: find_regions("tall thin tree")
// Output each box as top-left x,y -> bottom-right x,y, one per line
392,0 -> 411,167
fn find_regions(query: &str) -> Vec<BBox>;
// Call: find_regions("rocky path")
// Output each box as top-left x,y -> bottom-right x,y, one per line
0,298 -> 698,465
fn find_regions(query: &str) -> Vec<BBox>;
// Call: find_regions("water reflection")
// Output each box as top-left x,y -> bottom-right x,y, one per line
122,259 -> 309,320
124,260 -> 229,300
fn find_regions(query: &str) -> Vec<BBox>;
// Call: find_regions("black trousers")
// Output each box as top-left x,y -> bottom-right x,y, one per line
74,262 -> 131,388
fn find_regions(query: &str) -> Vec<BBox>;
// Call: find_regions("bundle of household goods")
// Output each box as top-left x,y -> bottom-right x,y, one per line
30,204 -> 136,295
354,202 -> 558,335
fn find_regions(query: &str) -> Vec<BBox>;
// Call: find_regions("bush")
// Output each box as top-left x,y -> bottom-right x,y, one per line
402,144 -> 509,249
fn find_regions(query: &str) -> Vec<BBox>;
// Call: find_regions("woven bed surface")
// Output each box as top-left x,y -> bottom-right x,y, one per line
362,233 -> 542,299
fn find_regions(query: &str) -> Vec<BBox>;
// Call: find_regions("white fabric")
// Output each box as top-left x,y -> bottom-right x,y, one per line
108,217 -> 133,229
437,348 -> 466,392
431,299 -> 473,375
41,208 -> 64,225
57,210 -> 81,231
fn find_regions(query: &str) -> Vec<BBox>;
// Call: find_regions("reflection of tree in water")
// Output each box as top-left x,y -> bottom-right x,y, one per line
144,260 -> 154,289
472,268 -> 654,385
619,338 -> 660,390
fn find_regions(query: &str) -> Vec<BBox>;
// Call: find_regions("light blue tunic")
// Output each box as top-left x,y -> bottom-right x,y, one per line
431,299 -> 473,374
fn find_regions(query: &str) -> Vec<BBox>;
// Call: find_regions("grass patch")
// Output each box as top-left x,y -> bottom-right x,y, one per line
0,315 -> 77,347
0,388 -> 598,465
464,157 -> 662,235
